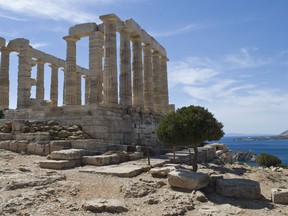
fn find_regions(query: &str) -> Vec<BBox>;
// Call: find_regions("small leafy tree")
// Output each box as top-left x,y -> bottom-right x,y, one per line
156,105 -> 224,172
256,153 -> 282,167
0,110 -> 4,119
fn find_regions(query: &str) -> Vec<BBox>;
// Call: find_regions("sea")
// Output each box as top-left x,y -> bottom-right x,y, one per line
216,136 -> 288,165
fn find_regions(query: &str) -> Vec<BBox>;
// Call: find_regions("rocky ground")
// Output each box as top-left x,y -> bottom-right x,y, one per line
1,149 -> 288,216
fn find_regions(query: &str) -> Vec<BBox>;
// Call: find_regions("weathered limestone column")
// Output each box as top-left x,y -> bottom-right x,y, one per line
160,55 -> 169,113
17,40 -> 32,109
119,27 -> 132,107
36,59 -> 45,100
100,14 -> 120,104
63,36 -> 79,105
85,75 -> 90,105
76,71 -> 82,105
131,36 -> 144,108
50,64 -> 58,107
89,31 -> 104,104
61,68 -> 66,105
152,50 -> 161,113
143,44 -> 153,111
0,47 -> 11,109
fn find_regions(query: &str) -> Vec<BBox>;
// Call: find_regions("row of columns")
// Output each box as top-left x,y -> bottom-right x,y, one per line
0,43 -> 62,109
63,14 -> 169,113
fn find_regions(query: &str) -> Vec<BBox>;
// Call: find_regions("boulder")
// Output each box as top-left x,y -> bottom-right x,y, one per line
82,199 -> 128,213
233,151 -> 257,162
216,178 -> 261,200
168,169 -> 209,190
191,190 -> 208,202
271,188 -> 288,204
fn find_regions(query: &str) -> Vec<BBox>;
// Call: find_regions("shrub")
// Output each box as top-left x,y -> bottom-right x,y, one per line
0,110 -> 4,119
256,153 -> 282,167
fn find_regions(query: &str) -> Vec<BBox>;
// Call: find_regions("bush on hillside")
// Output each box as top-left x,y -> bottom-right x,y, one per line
0,110 -> 4,119
256,153 -> 282,167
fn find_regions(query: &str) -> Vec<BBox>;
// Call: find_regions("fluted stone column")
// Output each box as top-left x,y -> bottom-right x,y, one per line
85,75 -> 90,105
36,59 -> 45,100
17,43 -> 32,109
152,50 -> 161,113
0,47 -> 10,109
160,55 -> 169,113
143,44 -> 153,111
131,36 -> 144,108
89,31 -> 104,104
61,68 -> 66,105
100,14 -> 120,104
50,64 -> 58,107
119,27 -> 132,107
63,36 -> 79,105
76,71 -> 82,105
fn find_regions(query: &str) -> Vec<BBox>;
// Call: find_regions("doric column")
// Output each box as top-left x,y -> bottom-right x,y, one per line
131,36 -> 144,108
50,64 -> 58,107
0,47 -> 10,109
100,14 -> 120,104
61,68 -> 66,105
152,50 -> 161,113
85,75 -> 90,105
143,44 -> 153,111
63,36 -> 79,105
119,27 -> 132,107
36,59 -> 45,100
17,42 -> 32,109
160,56 -> 169,113
76,71 -> 82,105
89,31 -> 104,104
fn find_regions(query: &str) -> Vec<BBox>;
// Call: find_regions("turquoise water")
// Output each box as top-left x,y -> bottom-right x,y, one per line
217,136 -> 288,165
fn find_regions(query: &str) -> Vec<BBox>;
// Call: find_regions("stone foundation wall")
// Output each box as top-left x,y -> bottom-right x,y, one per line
2,105 -> 164,150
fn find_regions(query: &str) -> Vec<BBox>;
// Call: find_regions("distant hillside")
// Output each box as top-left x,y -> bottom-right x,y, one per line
279,130 -> 288,137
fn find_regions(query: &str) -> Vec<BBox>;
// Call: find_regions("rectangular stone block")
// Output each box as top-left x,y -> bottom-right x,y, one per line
39,159 -> 80,169
50,140 -> 71,153
0,140 -> 11,150
0,133 -> 13,140
82,154 -> 120,166
50,149 -> 87,160
272,188 -> 288,204
34,142 -> 50,156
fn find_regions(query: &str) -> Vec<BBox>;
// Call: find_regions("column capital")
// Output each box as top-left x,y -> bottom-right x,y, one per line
160,55 -> 169,62
100,13 -> 121,23
63,35 -> 80,42
49,63 -> 59,69
131,36 -> 142,42
0,46 -> 11,53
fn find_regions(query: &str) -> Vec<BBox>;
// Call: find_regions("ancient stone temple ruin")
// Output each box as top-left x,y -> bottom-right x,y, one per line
0,13 -> 174,150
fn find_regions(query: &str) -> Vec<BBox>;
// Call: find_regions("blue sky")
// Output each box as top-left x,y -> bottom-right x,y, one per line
0,0 -> 288,135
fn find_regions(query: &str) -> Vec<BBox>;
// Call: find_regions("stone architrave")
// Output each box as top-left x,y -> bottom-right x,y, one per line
119,27 -> 132,107
89,31 -> 104,104
17,42 -> 32,109
143,44 -> 153,111
50,64 -> 58,106
160,55 -> 169,113
0,47 -> 11,109
131,36 -> 144,108
152,50 -> 161,113
63,36 -> 79,105
36,59 -> 45,100
100,14 -> 120,105
76,71 -> 82,105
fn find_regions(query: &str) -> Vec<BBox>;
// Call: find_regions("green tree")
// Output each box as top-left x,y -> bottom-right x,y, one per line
256,153 -> 282,167
156,105 -> 224,172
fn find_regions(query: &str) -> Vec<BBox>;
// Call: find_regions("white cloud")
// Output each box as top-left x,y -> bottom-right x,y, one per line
150,23 -> 212,37
30,42 -> 50,49
0,0 -> 101,23
168,49 -> 288,134
0,12 -> 27,21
